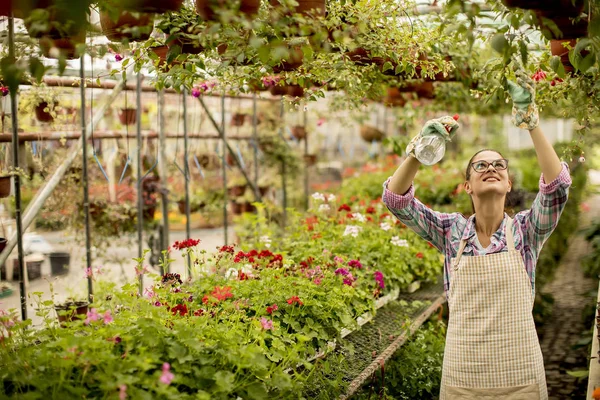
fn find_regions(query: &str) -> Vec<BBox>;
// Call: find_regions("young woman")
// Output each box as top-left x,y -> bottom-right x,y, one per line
382,71 -> 572,400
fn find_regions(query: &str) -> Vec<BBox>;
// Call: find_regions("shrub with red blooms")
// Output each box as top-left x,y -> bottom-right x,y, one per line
266,304 -> 279,314
171,303 -> 188,316
338,204 -> 352,212
173,239 -> 201,250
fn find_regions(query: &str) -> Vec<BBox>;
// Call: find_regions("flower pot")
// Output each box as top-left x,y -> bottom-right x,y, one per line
11,257 -> 43,281
360,125 -> 385,143
118,108 -> 137,125
39,35 -> 83,60
230,201 -> 243,215
169,37 -> 204,54
242,201 -> 256,213
415,81 -> 435,99
122,0 -> 183,12
286,85 -> 304,98
272,47 -> 304,72
228,184 -> 247,197
270,0 -> 325,16
35,102 -> 55,123
258,185 -> 270,196
100,10 -> 155,42
49,252 -> 70,276
54,301 -> 89,327
0,176 -> 11,198
384,87 -> 407,107
550,39 -> 586,73
269,85 -> 289,96
304,154 -> 317,166
177,200 -> 205,214
143,204 -> 156,220
195,0 -> 260,21
230,113 -> 246,127
345,48 -> 374,66
196,153 -> 220,170
501,0 -> 545,9
291,125 -> 307,140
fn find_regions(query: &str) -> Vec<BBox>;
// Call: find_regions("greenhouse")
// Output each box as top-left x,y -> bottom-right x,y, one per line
1,0 -> 600,398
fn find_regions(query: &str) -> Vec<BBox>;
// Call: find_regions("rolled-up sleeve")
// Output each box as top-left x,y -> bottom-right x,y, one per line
382,178 -> 456,253
522,162 -> 572,253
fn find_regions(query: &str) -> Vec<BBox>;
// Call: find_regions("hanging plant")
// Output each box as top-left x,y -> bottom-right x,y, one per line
39,33 -> 85,60
0,176 -> 11,198
118,108 -> 137,125
195,0 -> 260,21
269,0 -> 326,17
120,0 -> 183,13
290,125 -> 307,140
19,84 -> 60,123
359,125 -> 385,143
99,10 -> 155,42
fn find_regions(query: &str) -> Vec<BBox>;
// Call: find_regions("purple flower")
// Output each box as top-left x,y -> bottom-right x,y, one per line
115,54 -> 123,62
154,301 -> 162,307
261,75 -> 281,88
348,259 -> 363,269
1,86 -> 8,97
191,88 -> 201,98
335,268 -> 349,276
374,271 -> 385,289
159,362 -> 174,385
187,295 -> 193,302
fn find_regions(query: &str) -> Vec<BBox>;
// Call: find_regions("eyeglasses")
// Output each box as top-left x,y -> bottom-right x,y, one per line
470,159 -> 509,173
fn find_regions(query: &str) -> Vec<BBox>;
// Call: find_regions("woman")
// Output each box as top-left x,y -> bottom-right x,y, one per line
382,71 -> 572,399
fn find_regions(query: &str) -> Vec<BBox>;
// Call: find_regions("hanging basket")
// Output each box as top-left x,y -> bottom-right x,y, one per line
228,184 -> 247,197
118,108 -> 137,125
230,201 -> 243,215
39,35 -> 84,60
0,176 -> 11,198
168,37 -> 204,55
269,85 -> 289,96
383,88 -> 407,107
291,125 -> 307,140
230,113 -> 246,127
100,10 -> 154,42
195,0 -> 260,21
270,0 -> 325,16
304,154 -> 317,166
360,125 -> 385,143
272,47 -> 304,72
286,85 -> 304,98
121,0 -> 183,12
35,101 -> 56,123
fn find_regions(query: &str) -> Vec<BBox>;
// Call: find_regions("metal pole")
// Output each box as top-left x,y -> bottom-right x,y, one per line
252,93 -> 258,187
303,109 -> 309,210
0,81 -> 125,268
157,91 -> 170,272
80,55 -> 93,303
136,73 -> 143,296
183,89 -> 191,276
7,15 -> 26,321
280,100 -> 287,227
221,95 -> 228,245
196,98 -> 262,202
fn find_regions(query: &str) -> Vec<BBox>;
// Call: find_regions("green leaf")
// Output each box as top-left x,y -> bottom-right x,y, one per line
246,382 -> 268,399
577,53 -> 595,73
574,38 -> 591,56
518,41 -> 528,66
566,370 -> 588,378
382,61 -> 393,73
549,56 -> 560,73
491,33 -> 508,54
214,370 -> 235,392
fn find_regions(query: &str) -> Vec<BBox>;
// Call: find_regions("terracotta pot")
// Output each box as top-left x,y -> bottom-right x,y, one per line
118,108 -> 137,125
501,0 -> 545,9
291,125 -> 307,140
550,39 -> 580,73
196,0 -> 260,20
258,185 -> 270,196
532,0 -> 583,17
345,48 -> 373,65
35,102 -> 55,123
151,45 -> 169,64
122,0 -> 183,12
178,200 -> 205,214
304,154 -> 317,166
55,301 -> 89,327
272,47 -> 304,72
230,201 -> 243,215
100,10 -> 154,42
39,35 -> 83,60
241,201 -> 256,213
269,85 -> 289,96
384,87 -> 407,107
286,85 -> 304,98
169,37 -> 204,54
415,81 -> 435,99
270,0 -> 325,16
360,125 -> 385,143
0,176 -> 11,198
230,113 -> 246,127
228,184 -> 247,197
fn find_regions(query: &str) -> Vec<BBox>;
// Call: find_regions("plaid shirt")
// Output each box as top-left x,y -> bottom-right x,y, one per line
382,162 -> 572,296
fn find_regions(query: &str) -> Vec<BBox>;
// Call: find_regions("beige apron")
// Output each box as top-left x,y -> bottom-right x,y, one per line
439,218 -> 547,400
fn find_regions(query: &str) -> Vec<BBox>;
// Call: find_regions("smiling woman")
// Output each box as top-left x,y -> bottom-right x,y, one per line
381,64 -> 572,400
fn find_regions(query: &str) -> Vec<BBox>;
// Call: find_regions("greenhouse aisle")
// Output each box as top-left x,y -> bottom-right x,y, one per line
538,170 -> 600,400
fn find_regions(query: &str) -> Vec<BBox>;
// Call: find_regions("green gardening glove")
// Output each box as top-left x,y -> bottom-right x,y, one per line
406,115 -> 460,158
507,69 -> 539,130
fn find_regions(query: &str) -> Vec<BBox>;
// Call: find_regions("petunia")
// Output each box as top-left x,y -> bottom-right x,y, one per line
159,363 -> 174,385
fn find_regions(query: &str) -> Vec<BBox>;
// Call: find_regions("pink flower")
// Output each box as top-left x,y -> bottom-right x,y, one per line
334,256 -> 344,264
260,317 -> 274,330
119,384 -> 127,400
531,69 -> 546,82
85,308 -> 100,325
154,301 -> 162,307
144,287 -> 156,298
335,268 -> 349,276
191,87 -> 201,98
115,54 -> 123,62
135,265 -> 149,276
348,259 -> 362,269
374,271 -> 385,289
85,268 -> 93,278
1,86 -> 9,97
159,363 -> 174,385
313,277 -> 322,285
343,273 -> 355,286
317,117 -> 326,126
103,310 -> 113,324
261,75 -> 281,88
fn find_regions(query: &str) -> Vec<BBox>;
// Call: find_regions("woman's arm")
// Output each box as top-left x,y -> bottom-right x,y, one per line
529,126 -> 563,183
387,155 -> 421,195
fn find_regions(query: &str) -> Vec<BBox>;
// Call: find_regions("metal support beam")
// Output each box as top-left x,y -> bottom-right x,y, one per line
253,94 -> 258,187
280,100 -> 287,227
157,91 -> 170,273
80,55 -> 93,303
183,89 -> 191,277
136,73 -> 143,296
303,109 -> 309,210
0,131 -> 254,143
197,97 -> 262,203
8,15 -> 26,322
221,95 -> 228,246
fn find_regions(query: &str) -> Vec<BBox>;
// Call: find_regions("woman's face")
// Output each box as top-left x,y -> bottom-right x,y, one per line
464,150 -> 512,199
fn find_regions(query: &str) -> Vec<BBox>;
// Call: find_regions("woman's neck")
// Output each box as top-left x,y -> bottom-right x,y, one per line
473,199 -> 505,237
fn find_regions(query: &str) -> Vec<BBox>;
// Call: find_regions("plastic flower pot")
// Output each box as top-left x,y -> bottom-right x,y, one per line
49,252 -> 70,276
549,39 -> 589,73
11,257 -> 43,281
118,108 -> 137,125
54,301 -> 89,327
100,10 -> 155,42
360,125 -> 385,143
269,85 -> 289,96
0,176 -> 11,198
242,201 -> 257,213
196,0 -> 260,21
228,184 -> 247,197
35,102 -> 55,123
122,0 -> 183,12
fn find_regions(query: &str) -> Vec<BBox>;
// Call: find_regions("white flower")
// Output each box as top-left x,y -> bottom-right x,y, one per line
312,192 -> 326,202
352,212 -> 367,223
260,235 -> 272,248
327,194 -> 336,202
343,225 -> 363,238
380,222 -> 392,231
242,264 -> 253,275
225,268 -> 239,280
318,204 -> 331,212
391,236 -> 409,247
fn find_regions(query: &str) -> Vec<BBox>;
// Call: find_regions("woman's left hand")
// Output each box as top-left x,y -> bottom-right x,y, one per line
507,69 -> 539,131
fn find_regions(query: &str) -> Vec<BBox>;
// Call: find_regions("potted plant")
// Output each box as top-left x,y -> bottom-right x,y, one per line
156,5 -> 206,55
0,281 -> 13,299
54,298 -> 89,327
195,0 -> 261,21
290,125 -> 307,140
227,173 -> 248,197
99,6 -> 155,43
19,84 -> 60,123
121,0 -> 184,12
360,125 -> 385,143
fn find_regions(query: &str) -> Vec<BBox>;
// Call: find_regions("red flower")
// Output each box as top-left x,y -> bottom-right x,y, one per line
379,213 -> 391,220
346,212 -> 354,219
171,303 -> 188,316
287,296 -> 303,306
219,245 -> 235,254
365,206 -> 376,214
258,250 -> 274,258
338,204 -> 352,212
416,252 -> 424,259
202,295 -> 210,304
305,216 -> 318,231
312,233 -> 322,239
266,304 -> 279,314
193,309 -> 204,316
531,70 -> 547,82
211,286 -> 234,301
238,270 -> 249,280
348,259 -> 363,269
173,239 -> 201,250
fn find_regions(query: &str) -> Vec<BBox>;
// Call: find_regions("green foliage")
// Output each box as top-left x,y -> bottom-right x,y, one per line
582,219 -> 600,279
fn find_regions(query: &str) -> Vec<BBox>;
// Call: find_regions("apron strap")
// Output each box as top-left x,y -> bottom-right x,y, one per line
505,217 -> 515,252
453,239 -> 468,268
